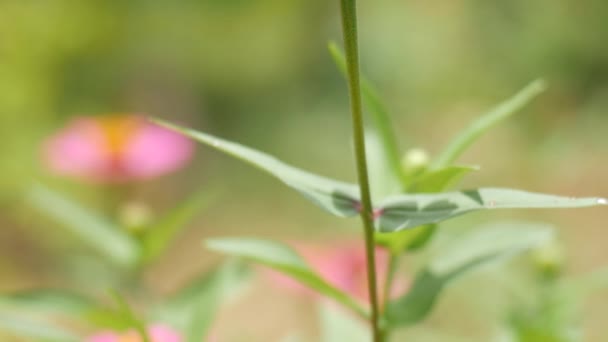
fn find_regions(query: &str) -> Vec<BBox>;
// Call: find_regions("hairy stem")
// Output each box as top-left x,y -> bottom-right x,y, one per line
339,0 -> 382,340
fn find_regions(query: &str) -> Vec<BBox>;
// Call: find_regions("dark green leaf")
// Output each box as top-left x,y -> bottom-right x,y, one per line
376,188 -> 606,232
205,238 -> 368,319
26,183 -> 140,268
152,120 -> 360,218
386,223 -> 555,327
432,80 -> 546,168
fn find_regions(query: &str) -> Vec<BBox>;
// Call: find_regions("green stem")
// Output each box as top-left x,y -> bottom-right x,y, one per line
339,1 -> 381,341
382,254 -> 399,309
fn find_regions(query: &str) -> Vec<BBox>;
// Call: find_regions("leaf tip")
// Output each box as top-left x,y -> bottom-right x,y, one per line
528,79 -> 547,95
597,198 -> 608,205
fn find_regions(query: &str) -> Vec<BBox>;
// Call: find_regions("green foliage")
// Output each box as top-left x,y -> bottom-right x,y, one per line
375,188 -> 604,232
154,260 -> 250,342
0,313 -> 80,342
154,121 -> 606,235
153,119 -> 360,218
142,188 -> 215,263
206,238 -> 368,319
320,302 -> 369,342
386,222 -> 555,327
26,183 -> 140,268
432,80 -> 546,169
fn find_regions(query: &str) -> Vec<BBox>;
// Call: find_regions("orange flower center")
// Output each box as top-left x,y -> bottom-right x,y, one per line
97,115 -> 141,158
117,331 -> 143,342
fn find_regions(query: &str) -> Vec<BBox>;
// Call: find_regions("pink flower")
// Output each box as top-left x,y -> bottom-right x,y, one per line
269,242 -> 408,302
86,324 -> 181,342
42,114 -> 194,183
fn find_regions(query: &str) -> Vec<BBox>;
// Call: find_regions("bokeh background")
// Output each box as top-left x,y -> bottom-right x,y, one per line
1,0 -> 607,341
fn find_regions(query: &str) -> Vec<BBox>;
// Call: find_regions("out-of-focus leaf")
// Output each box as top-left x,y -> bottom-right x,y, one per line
205,238 -> 368,319
109,291 -> 151,342
154,260 -> 250,342
26,183 -> 140,268
152,119 -> 360,218
375,224 -> 437,254
408,165 -> 479,193
365,130 -> 402,200
432,80 -> 546,169
320,302 -> 369,342
142,188 -> 215,263
386,223 -> 555,327
0,313 -> 80,342
0,289 -> 96,316
376,188 -> 606,232
329,42 -> 406,190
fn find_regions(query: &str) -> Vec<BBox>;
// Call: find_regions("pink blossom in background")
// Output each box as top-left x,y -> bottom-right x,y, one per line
269,242 -> 408,302
42,114 -> 194,183
86,324 -> 181,342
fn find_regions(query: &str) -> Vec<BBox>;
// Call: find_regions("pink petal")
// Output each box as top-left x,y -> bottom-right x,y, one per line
42,118 -> 109,182
149,324 -> 182,342
122,121 -> 194,180
85,331 -> 120,342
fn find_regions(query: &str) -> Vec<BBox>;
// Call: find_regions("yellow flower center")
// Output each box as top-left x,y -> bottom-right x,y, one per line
97,115 -> 141,157
117,331 -> 143,342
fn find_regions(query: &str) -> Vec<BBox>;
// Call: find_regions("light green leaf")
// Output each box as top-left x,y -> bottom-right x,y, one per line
0,289 -> 96,316
432,80 -> 546,169
375,224 -> 437,254
205,238 -> 368,319
320,302 -> 369,342
26,183 -> 140,268
366,130 -> 402,200
386,223 -> 555,327
152,119 -> 360,218
408,165 -> 479,193
329,42 -> 406,189
0,313 -> 80,342
376,188 -> 606,232
142,188 -> 215,263
154,261 -> 250,342
109,291 -> 151,342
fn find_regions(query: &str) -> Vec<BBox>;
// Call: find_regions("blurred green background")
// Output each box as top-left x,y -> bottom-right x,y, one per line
1,0 -> 607,341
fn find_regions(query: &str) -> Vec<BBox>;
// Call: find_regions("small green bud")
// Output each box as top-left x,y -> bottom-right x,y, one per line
532,239 -> 564,279
119,200 -> 152,233
401,148 -> 430,176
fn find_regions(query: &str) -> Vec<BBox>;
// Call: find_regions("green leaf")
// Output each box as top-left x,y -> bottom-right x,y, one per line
376,188 -> 606,232
0,313 -> 80,342
320,302 -> 369,342
26,183 -> 140,268
329,42 -> 406,190
408,165 -> 479,193
152,119 -> 360,218
109,291 -> 151,342
375,224 -> 437,254
365,130 -> 402,200
154,261 -> 250,342
142,188 -> 215,263
432,80 -> 546,169
386,223 -> 555,327
0,289 -> 96,316
205,238 -> 368,319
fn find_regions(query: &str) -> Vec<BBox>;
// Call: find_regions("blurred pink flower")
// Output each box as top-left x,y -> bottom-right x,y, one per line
270,242 -> 407,302
42,114 -> 194,183
86,324 -> 181,342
